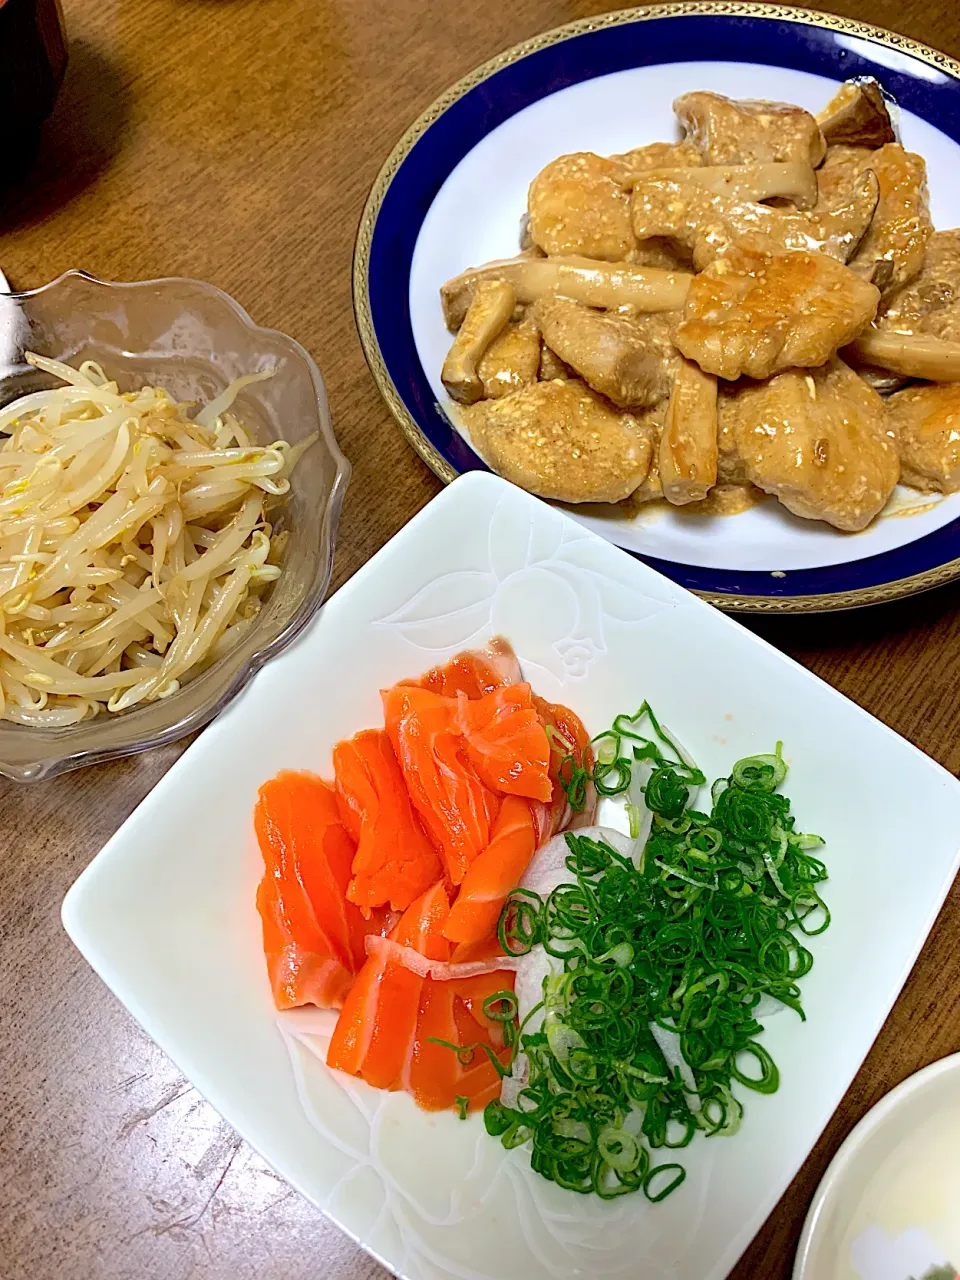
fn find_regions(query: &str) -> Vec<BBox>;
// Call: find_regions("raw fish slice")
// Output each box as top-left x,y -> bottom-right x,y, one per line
455,970 -> 517,1048
443,796 -> 538,945
334,728 -> 442,913
459,684 -> 552,801
450,936 -> 507,965
325,940 -> 387,1076
255,770 -> 377,1010
382,685 -> 497,884
412,637 -> 521,699
408,979 -> 513,1112
326,882 -> 451,1082
408,980 -> 461,1111
355,883 -> 452,1090
256,875 -> 354,1010
345,903 -> 399,971
531,696 -> 597,841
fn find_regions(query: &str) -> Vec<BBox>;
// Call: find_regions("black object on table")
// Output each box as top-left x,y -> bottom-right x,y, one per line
0,0 -> 67,180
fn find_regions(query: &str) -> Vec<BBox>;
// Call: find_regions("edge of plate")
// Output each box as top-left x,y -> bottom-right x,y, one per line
792,1049 -> 960,1278
352,1 -> 960,615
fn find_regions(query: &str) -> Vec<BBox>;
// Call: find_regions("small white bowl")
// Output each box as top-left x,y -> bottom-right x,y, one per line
795,1053 -> 960,1280
62,473 -> 960,1280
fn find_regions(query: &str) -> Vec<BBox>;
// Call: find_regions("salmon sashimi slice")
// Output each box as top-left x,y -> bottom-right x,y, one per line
325,937 -> 387,1077
326,882 -> 452,1083
355,883 -> 452,1090
459,683 -> 552,801
257,876 -> 355,1010
408,980 -> 461,1111
450,935 -> 508,965
382,685 -> 497,885
531,695 -> 597,842
255,771 -> 377,1010
409,976 -> 513,1113
443,796 -> 538,945
454,970 -> 518,1048
412,637 -> 521,699
334,728 -> 442,914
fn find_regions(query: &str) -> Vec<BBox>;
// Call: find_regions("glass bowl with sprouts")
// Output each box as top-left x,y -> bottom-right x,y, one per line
0,271 -> 349,781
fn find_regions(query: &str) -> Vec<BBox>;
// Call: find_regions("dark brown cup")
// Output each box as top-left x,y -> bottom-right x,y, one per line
0,0 -> 68,179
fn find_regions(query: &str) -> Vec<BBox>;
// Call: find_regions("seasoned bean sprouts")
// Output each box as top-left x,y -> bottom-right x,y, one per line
0,353 -> 314,725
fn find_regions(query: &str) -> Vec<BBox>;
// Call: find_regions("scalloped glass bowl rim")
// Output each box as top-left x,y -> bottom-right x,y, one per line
0,270 -> 350,783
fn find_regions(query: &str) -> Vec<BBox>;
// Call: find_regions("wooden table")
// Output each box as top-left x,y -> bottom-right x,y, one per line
3,1 -> 960,1275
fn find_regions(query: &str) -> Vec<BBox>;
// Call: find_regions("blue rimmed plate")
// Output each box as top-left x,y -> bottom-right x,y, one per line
354,4 -> 960,613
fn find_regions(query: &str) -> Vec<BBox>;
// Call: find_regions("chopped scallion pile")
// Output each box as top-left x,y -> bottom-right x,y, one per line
483,705 -> 828,1201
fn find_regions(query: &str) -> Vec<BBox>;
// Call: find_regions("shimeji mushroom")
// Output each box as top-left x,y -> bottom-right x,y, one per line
659,359 -> 719,505
440,256 -> 692,331
816,78 -> 897,149
631,161 -> 819,209
631,170 -> 880,271
441,280 -> 515,404
846,328 -> 960,382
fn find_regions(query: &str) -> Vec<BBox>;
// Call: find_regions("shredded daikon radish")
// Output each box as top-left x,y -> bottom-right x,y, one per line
0,354 -> 316,724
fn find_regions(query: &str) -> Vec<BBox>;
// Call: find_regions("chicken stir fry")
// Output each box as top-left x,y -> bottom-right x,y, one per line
674,91 -> 827,167
438,80 -> 960,527
718,360 -> 898,530
886,383 -> 960,492
461,380 -> 654,504
879,229 -> 960,342
675,242 -> 879,380
534,298 -> 678,407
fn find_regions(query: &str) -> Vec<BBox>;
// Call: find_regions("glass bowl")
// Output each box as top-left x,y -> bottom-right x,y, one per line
0,270 -> 350,782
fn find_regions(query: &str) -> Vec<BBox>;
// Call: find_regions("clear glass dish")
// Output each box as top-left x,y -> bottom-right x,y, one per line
0,270 -> 349,782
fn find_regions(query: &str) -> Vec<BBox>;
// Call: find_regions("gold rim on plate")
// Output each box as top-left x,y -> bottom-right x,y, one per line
352,3 -> 960,614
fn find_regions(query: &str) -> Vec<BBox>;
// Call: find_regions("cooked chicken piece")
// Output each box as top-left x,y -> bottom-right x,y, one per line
539,344 -> 574,381
441,281 -> 515,404
527,152 -> 635,260
441,256 -> 692,330
675,242 -> 879,380
851,145 -> 931,291
477,320 -> 541,399
534,297 -> 679,407
612,141 -> 703,171
632,171 -> 879,270
718,359 -> 898,531
886,383 -> 960,491
462,379 -> 653,504
846,328 -> 960,382
638,162 -> 818,208
674,91 -> 827,167
879,229 -> 960,343
816,144 -> 931,290
816,79 -> 896,149
659,359 -> 718,504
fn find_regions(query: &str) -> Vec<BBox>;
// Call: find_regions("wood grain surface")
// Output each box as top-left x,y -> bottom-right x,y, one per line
2,2 -> 960,1276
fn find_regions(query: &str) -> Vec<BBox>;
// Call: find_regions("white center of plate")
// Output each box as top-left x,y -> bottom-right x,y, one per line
409,59 -> 960,573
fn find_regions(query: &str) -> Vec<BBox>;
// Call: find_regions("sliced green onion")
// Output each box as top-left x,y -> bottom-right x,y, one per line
478,709 -> 827,1205
732,742 -> 787,793
643,1163 -> 686,1202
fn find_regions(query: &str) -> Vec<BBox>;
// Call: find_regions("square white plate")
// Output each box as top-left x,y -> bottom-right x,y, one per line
63,473 -> 960,1280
